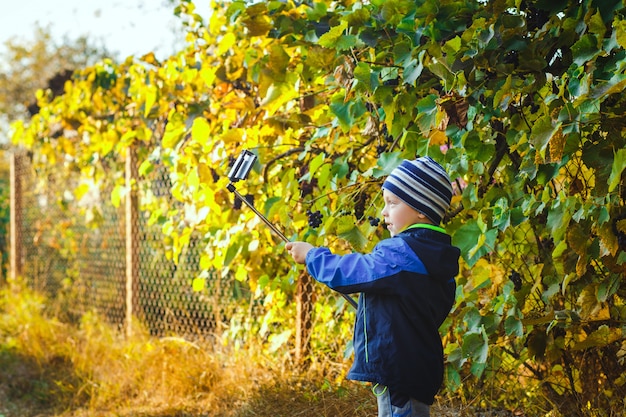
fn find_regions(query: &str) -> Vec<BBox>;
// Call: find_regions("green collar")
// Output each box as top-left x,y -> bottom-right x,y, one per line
404,223 -> 447,234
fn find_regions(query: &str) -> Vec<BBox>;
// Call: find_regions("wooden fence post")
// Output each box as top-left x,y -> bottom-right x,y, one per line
125,146 -> 139,337
10,151 -> 23,280
295,271 -> 315,366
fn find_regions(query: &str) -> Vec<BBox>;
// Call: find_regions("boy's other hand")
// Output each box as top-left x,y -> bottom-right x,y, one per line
286,241 -> 314,264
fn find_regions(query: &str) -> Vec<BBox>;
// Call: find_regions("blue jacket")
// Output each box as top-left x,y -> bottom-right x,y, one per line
305,225 -> 460,405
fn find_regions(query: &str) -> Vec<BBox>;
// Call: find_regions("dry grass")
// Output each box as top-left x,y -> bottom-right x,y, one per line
0,280 -> 378,417
0,280 -> 564,417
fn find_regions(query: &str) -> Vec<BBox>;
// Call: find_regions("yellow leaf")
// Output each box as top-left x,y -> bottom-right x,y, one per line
614,19 -> 626,49
616,218 -> 626,234
259,81 -> 299,116
578,284 -> 602,319
217,32 -> 236,56
200,67 -> 217,88
191,117 -> 211,143
575,255 -> 588,277
572,324 -> 620,350
199,253 -> 213,271
162,111 -> 186,148
140,51 -> 160,66
192,277 -> 205,292
75,183 -> 91,200
188,169 -> 200,192
429,129 -> 448,146
144,85 -> 157,118
110,184 -> 126,208
235,265 -> 248,282
220,128 -> 243,144
203,188 -> 222,214
9,121 -> 26,145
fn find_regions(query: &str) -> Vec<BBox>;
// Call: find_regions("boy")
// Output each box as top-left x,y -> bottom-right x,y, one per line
286,157 -> 460,417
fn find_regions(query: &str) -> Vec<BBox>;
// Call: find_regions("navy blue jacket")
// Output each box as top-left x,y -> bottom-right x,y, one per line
305,226 -> 460,405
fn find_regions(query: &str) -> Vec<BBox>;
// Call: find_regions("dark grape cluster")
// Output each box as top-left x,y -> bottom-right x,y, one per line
509,270 -> 522,291
307,209 -> 323,228
612,214 -> 626,250
210,168 -> 220,183
300,178 -> 318,198
368,216 -> 380,227
233,194 -> 254,210
354,193 -> 367,220
298,164 -> 318,197
380,124 -> 394,143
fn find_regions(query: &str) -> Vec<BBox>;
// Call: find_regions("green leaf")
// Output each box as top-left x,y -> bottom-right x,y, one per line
547,199 -> 573,243
224,242 -> 241,267
608,148 -> 626,192
354,62 -> 379,92
598,274 -> 621,302
463,131 -> 493,162
372,152 -> 403,178
444,365 -> 462,392
335,35 -> 358,51
402,50 -> 425,85
492,197 -> 511,231
428,61 -> 455,87
530,116 -> 561,159
306,1 -> 328,21
330,97 -> 355,132
504,316 -> 523,337
461,327 -> 489,363
336,217 -> 368,251
415,95 -> 438,135
318,20 -> 348,48
463,307 -> 482,332
571,34 -> 600,66
264,196 -> 282,219
309,152 -> 326,176
452,220 -> 498,267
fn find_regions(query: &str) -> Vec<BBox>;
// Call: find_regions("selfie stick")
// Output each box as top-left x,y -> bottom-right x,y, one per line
226,150 -> 289,242
226,150 -> 358,309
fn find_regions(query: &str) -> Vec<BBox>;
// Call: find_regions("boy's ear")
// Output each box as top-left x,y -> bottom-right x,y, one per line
415,211 -> 434,224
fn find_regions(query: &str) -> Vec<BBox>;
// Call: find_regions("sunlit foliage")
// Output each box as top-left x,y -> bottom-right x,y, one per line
10,0 -> 626,414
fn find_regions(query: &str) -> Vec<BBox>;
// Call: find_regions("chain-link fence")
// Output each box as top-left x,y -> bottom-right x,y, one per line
6,149 -> 263,342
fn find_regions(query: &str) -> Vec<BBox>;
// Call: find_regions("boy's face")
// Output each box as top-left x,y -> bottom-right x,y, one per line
382,189 -> 429,236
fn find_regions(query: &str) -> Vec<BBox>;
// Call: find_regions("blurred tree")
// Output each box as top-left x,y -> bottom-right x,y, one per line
0,25 -> 111,144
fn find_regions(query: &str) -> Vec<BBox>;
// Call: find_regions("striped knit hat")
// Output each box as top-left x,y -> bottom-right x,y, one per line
382,157 -> 453,224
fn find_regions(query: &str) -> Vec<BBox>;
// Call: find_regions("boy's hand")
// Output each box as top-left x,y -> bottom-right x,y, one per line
285,241 -> 314,264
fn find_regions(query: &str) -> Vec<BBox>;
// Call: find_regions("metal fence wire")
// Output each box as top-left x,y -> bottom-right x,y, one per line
9,150 -> 249,340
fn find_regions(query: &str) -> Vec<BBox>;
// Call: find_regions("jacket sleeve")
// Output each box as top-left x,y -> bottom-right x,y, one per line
304,237 -> 428,294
